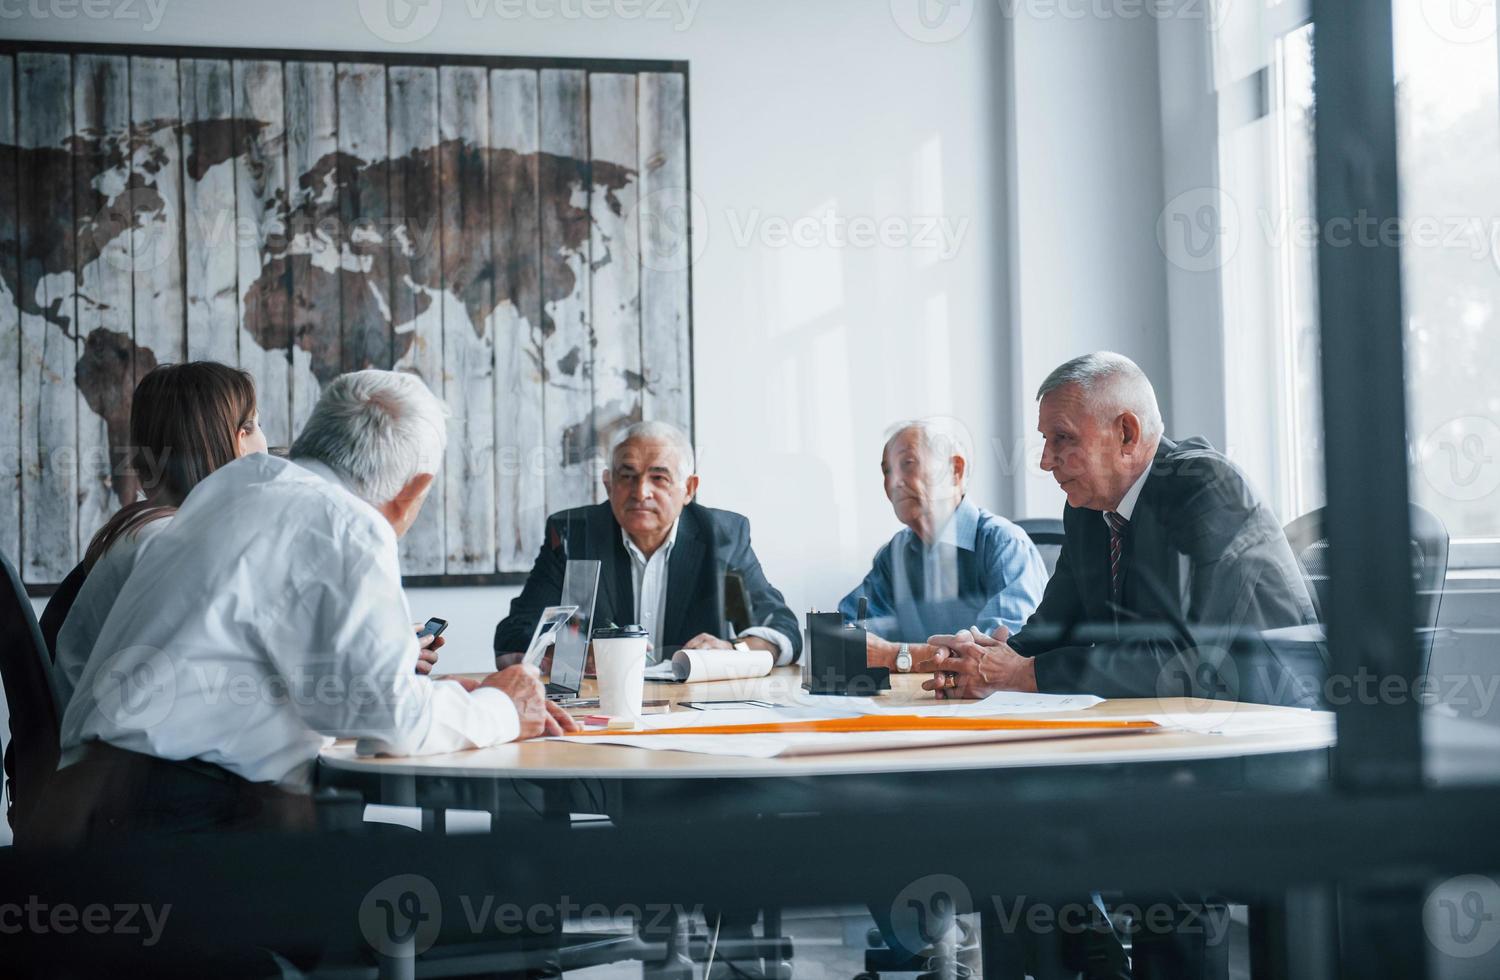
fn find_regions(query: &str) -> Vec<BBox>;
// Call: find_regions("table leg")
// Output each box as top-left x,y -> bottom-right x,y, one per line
978,902 -> 1027,980
641,905 -> 694,980
380,773 -> 416,808
375,946 -> 415,980
1251,886 -> 1338,980
421,807 -> 447,835
761,907 -> 792,980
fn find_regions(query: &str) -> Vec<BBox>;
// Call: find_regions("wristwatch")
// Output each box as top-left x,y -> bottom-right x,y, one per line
894,643 -> 913,673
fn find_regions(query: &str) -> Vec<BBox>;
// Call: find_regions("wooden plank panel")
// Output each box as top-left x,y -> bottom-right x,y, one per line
336,63 -> 390,372
284,60 -> 340,441
587,73 -> 643,466
73,54 -> 133,549
387,65 -> 444,575
232,60 -> 291,447
128,56 -> 185,365
181,58 -> 240,366
637,72 -> 693,434
539,68 -> 594,513
438,65 -> 495,573
489,68 -> 545,572
0,56 -> 20,564
17,52 -> 78,580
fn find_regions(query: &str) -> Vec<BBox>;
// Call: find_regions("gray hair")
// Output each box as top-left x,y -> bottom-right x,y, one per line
607,420 -> 696,483
1036,351 -> 1164,438
290,370 -> 449,505
884,418 -> 974,488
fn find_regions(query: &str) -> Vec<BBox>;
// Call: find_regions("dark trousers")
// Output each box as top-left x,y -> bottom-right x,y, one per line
14,744 -> 320,977
22,741 -> 315,846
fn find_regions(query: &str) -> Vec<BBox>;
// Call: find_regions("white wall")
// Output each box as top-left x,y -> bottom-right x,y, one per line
6,0 -> 1176,665
1157,2 -> 1229,451
1004,4 -> 1174,517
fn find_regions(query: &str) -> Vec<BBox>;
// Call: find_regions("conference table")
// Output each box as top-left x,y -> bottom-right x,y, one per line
318,667 -> 1336,979
320,666 -> 1333,797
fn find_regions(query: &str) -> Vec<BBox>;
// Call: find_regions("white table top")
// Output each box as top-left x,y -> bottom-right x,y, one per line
318,668 -> 1336,780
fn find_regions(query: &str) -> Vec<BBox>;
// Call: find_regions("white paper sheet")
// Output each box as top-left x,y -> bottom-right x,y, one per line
889,691 -> 1105,715
1145,706 -> 1335,737
643,660 -> 677,681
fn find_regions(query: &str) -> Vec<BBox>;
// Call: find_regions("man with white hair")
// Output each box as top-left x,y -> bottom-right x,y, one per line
49,370 -> 575,837
494,420 -> 800,664
924,350 -> 1315,700
922,352 -> 1317,980
837,419 -> 1048,674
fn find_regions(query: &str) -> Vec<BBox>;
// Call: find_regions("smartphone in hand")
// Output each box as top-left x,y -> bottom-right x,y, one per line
417,617 -> 448,640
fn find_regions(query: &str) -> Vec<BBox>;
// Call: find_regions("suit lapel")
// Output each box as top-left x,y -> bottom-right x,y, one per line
663,506 -> 709,643
585,504 -> 632,627
1122,442 -> 1184,622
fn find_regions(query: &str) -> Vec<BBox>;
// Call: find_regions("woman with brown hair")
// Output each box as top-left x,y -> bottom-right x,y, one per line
49,362 -> 266,706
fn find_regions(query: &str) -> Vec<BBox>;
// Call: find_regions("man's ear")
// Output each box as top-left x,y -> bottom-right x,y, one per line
1119,411 -> 1143,452
602,469 -> 613,495
684,473 -> 700,502
950,455 -> 967,490
381,471 -> 435,535
398,471 -> 435,504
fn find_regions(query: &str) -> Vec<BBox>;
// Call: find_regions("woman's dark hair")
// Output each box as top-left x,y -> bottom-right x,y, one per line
83,362 -> 258,569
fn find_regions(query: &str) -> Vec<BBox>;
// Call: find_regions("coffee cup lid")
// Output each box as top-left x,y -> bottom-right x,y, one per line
593,624 -> 648,639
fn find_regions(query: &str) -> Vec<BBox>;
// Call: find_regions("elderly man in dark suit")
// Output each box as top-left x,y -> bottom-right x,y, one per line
923,351 -> 1317,980
495,420 -> 800,665
925,351 -> 1316,700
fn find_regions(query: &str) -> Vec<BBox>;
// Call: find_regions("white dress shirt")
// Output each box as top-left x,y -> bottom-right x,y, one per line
620,525 -> 795,666
53,516 -> 173,709
59,453 -> 520,788
622,523 -> 680,664
1104,462 -> 1153,525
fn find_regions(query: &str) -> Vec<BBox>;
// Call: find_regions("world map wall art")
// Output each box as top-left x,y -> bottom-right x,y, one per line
0,42 -> 694,588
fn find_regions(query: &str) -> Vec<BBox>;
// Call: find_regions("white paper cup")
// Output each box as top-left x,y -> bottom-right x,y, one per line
593,626 -> 650,718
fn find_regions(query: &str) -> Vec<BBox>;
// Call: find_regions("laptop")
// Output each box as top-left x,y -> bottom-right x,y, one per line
546,559 -> 601,700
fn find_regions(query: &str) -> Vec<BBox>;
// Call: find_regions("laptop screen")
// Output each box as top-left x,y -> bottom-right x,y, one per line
549,559 -> 601,696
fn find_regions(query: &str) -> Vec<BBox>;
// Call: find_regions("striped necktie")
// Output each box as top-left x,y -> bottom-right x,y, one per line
1104,511 -> 1129,603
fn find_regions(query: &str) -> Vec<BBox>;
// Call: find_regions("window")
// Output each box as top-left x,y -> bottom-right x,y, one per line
1394,2 -> 1500,554
1219,3 -> 1500,568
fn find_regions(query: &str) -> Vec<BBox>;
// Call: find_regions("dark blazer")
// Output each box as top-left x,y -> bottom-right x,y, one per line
493,501 -> 801,660
1008,436 -> 1319,698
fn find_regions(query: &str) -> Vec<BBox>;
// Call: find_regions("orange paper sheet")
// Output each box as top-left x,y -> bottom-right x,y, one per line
569,714 -> 1160,737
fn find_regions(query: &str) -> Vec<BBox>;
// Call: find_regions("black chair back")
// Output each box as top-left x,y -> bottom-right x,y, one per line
39,560 -> 88,662
1283,504 -> 1450,677
1016,517 -> 1066,576
0,550 -> 61,835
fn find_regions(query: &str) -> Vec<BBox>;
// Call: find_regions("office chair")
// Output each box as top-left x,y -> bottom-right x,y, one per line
1016,518 -> 1065,576
0,550 -> 63,839
1283,504 -> 1450,677
38,559 -> 88,661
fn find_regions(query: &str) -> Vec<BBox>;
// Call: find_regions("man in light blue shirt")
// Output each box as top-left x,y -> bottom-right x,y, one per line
838,420 -> 1048,674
